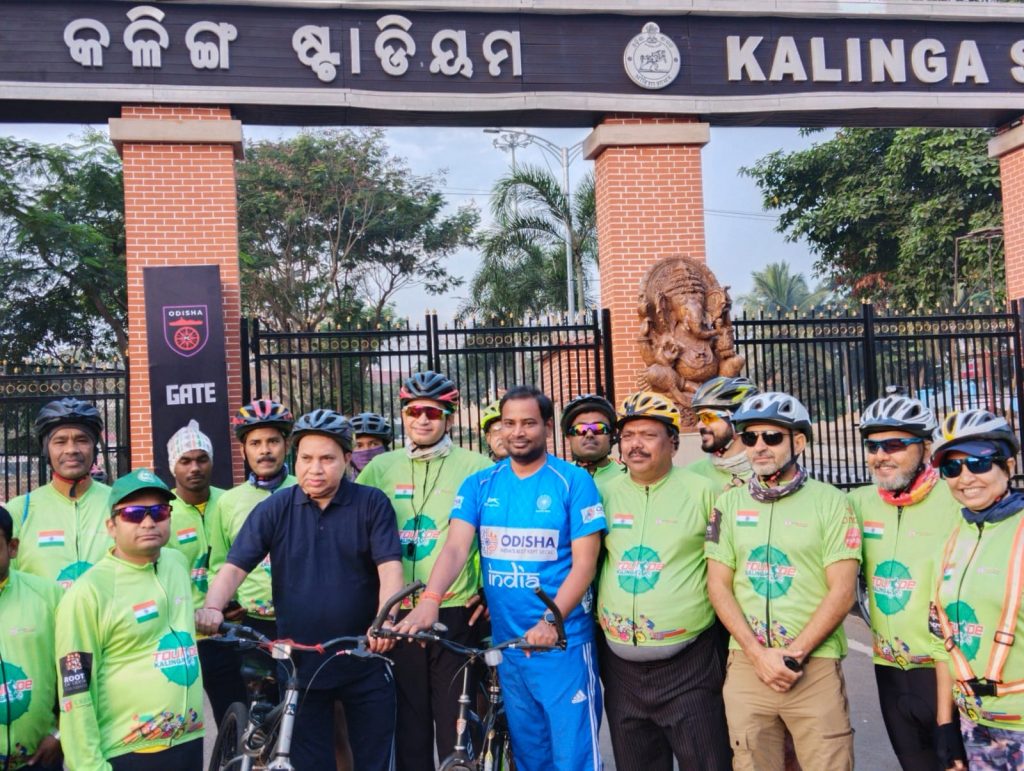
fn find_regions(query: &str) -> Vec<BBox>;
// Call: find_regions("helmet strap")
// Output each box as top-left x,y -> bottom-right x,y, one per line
51,470 -> 90,499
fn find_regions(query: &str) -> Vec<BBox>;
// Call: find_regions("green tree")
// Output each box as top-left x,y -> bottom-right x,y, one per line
0,131 -> 125,363
463,165 -> 596,319
737,261 -> 831,315
237,129 -> 478,331
742,128 -> 1002,309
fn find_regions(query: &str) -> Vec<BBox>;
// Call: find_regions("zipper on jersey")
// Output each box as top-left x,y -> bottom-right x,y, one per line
887,505 -> 904,669
153,559 -> 194,745
632,486 -> 651,646
952,524 -> 984,652
765,501 -> 775,648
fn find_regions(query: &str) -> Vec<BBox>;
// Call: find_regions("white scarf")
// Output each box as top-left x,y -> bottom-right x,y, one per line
405,433 -> 453,462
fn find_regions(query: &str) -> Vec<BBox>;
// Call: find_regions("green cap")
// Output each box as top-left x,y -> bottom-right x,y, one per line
108,468 -> 175,510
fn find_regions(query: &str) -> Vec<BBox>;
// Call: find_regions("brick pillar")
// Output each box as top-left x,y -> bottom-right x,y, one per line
990,124 -> 1024,300
111,106 -> 246,484
585,114 -> 710,405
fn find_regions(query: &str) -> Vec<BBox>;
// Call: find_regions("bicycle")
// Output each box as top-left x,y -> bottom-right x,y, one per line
370,581 -> 566,771
207,624 -> 391,771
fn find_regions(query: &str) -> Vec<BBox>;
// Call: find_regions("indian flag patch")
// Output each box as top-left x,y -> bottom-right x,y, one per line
612,513 -> 634,529
38,530 -> 65,547
864,521 -> 884,540
133,600 -> 159,624
736,511 -> 759,527
395,484 -> 414,500
177,528 -> 198,544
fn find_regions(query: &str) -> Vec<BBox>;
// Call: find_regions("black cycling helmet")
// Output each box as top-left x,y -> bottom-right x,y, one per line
34,398 -> 103,444
692,376 -> 760,413
350,412 -> 393,444
560,394 -> 616,436
232,398 -> 294,441
399,371 -> 460,409
292,409 -> 354,452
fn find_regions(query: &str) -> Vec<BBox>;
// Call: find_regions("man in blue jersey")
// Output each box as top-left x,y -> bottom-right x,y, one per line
396,385 -> 607,771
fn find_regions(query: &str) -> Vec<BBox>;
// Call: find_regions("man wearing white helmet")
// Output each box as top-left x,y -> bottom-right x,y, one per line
705,392 -> 861,770
848,395 -> 962,771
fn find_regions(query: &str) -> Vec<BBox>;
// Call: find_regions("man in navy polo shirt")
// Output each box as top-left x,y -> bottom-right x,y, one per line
197,409 -> 403,771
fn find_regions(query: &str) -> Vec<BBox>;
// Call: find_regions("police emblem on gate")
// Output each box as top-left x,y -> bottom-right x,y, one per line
623,23 -> 680,90
163,305 -> 209,358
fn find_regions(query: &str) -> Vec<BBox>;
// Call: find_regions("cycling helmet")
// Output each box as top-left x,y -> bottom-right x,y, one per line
480,400 -> 502,432
349,412 -> 393,444
34,398 -> 103,443
732,392 -> 813,441
931,409 -> 1020,466
617,391 -> 681,433
692,376 -> 760,413
292,409 -> 353,452
232,398 -> 294,440
399,371 -> 460,409
560,394 -> 616,436
859,395 -> 937,439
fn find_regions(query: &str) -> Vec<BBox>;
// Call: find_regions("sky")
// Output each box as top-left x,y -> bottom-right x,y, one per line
0,121 -> 823,322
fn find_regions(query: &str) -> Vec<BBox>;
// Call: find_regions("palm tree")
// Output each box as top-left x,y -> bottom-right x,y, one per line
738,261 -> 831,316
463,165 -> 597,319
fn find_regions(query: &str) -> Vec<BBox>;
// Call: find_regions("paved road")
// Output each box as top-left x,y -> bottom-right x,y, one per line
203,615 -> 900,769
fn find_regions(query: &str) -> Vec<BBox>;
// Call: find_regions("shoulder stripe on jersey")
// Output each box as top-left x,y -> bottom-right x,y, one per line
544,462 -> 571,493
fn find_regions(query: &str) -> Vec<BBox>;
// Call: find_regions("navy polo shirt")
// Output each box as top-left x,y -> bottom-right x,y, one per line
227,476 -> 401,685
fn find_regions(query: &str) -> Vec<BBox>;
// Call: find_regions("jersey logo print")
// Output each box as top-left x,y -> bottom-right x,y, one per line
480,527 -> 559,561
60,652 -> 92,696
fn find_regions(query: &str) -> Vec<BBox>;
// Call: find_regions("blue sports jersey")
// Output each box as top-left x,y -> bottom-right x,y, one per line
452,454 -> 606,646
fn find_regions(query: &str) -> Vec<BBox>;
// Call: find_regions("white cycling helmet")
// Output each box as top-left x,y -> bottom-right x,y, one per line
930,409 -> 1020,466
859,395 -> 937,439
732,392 -> 813,441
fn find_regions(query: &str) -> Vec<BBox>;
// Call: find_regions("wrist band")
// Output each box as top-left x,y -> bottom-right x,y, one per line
420,590 -> 442,604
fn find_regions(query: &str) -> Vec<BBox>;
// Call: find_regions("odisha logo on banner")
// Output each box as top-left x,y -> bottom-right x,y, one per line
163,305 -> 209,358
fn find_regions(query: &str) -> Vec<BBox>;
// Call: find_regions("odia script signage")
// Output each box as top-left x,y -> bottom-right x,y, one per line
6,1 -> 1024,126
143,265 -> 232,488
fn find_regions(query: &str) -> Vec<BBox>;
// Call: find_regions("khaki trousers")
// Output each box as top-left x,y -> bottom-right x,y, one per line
723,650 -> 854,771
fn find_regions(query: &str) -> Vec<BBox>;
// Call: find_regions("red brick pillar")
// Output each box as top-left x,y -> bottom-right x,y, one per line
585,114 -> 710,405
990,125 -> 1024,300
110,106 -> 245,483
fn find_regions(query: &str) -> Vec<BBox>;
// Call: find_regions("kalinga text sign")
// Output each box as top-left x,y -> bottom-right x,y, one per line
143,265 -> 233,489
8,2 -> 1024,126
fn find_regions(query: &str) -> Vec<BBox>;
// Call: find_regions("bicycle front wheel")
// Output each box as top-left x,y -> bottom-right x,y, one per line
208,701 -> 249,771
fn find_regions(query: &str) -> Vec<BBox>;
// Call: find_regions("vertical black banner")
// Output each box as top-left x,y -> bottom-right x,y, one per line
144,265 -> 233,489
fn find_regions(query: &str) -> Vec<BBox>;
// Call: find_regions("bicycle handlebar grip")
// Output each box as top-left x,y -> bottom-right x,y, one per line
217,622 -> 238,635
371,580 -> 426,632
533,586 -> 567,650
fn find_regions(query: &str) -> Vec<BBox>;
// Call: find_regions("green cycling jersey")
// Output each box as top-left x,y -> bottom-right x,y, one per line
0,570 -> 61,770
587,460 -> 627,500
164,487 -> 224,610
209,478 -> 295,620
848,482 -> 960,669
55,548 -> 204,769
7,481 -> 113,590
705,477 -> 862,659
358,446 -> 490,608
598,467 -> 718,648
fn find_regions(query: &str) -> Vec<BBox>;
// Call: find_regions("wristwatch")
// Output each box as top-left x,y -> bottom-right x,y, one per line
542,610 -> 557,626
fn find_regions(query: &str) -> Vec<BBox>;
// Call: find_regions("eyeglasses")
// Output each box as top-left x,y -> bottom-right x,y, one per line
939,456 -> 1005,479
739,430 -> 787,447
696,410 -> 731,426
864,437 -> 924,455
113,503 -> 171,523
403,405 -> 450,421
567,422 -> 611,437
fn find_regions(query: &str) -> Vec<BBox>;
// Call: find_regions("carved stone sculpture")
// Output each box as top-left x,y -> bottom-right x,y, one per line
637,256 -> 745,427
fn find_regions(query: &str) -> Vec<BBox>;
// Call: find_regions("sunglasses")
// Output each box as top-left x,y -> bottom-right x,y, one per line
567,422 -> 611,437
403,405 -> 450,421
739,430 -> 787,447
696,410 -> 731,426
939,456 -> 1005,479
864,437 -> 924,455
113,503 -> 171,523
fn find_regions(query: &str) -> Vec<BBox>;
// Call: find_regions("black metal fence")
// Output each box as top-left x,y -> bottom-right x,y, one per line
242,310 -> 614,458
0,364 -> 129,501
733,302 -> 1024,488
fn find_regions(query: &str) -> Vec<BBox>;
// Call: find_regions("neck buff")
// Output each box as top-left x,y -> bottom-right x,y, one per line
350,445 -> 387,474
248,463 -> 289,492
962,490 -> 1024,526
406,433 -> 453,463
749,465 -> 808,503
711,450 -> 752,478
877,464 -> 938,507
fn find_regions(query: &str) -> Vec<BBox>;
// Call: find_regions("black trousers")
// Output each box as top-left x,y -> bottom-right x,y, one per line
599,623 -> 732,771
874,664 -> 944,771
392,605 -> 482,771
198,637 -> 247,726
289,659 -> 397,771
108,738 -> 203,771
